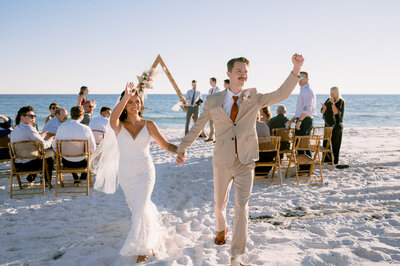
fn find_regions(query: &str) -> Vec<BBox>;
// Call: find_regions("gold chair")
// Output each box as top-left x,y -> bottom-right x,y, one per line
54,139 -> 92,196
0,136 -> 11,179
272,128 -> 295,163
312,126 -> 334,169
8,141 -> 49,198
91,130 -> 105,145
285,135 -> 323,185
254,136 -> 282,185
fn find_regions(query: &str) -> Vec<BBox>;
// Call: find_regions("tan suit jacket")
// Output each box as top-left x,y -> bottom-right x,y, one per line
178,72 -> 299,168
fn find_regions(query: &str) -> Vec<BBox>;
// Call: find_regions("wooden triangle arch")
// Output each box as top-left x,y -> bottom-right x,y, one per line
150,54 -> 186,105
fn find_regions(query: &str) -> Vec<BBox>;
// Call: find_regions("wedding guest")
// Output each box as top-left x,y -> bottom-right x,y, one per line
10,106 -> 54,183
0,114 -> 13,159
255,110 -> 273,174
42,108 -> 68,137
260,106 -> 272,123
45,103 -> 60,124
53,106 -> 96,184
177,54 -> 304,264
321,86 -> 345,164
206,77 -> 220,142
89,107 -> 111,131
288,71 -> 316,170
81,100 -> 96,125
77,86 -> 89,106
223,79 -> 230,89
184,80 -> 202,135
268,104 -> 290,150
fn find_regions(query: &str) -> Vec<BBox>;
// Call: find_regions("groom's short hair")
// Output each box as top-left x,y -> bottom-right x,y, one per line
227,57 -> 250,72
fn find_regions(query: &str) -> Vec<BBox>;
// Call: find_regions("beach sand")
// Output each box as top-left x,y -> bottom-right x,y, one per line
1,127 -> 399,265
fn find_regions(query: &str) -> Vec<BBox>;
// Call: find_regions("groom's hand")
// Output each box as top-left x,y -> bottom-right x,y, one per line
176,152 -> 186,165
291,53 -> 304,75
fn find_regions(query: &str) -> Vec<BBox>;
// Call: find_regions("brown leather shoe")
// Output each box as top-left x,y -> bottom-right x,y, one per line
205,138 -> 214,142
215,228 -> 228,245
136,255 -> 148,263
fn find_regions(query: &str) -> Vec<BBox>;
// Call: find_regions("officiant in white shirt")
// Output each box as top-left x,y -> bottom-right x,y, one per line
184,80 -> 202,135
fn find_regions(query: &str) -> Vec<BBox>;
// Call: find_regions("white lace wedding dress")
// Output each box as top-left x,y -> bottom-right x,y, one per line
116,121 -> 163,256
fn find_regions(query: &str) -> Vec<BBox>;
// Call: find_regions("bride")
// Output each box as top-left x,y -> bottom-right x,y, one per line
93,82 -> 178,262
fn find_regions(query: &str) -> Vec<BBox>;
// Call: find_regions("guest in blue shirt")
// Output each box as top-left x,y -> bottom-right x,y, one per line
0,114 -> 13,159
42,108 -> 68,137
288,71 -> 316,169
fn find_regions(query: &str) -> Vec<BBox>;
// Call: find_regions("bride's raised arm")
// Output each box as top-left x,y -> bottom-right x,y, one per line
110,82 -> 135,134
147,121 -> 178,154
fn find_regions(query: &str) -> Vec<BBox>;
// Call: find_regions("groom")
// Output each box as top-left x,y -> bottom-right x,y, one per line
176,54 -> 304,264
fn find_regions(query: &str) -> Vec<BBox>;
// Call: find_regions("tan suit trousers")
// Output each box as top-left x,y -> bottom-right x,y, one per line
208,119 -> 215,139
213,157 -> 254,259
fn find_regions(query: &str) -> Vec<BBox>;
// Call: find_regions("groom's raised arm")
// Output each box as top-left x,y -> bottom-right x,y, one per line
176,98 -> 211,164
258,54 -> 304,107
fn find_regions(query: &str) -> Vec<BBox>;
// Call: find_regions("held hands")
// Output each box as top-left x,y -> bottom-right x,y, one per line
124,82 -> 136,97
176,152 -> 186,165
292,53 -> 304,75
40,131 -> 48,139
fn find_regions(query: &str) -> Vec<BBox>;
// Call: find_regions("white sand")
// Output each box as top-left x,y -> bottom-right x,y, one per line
1,127 -> 400,265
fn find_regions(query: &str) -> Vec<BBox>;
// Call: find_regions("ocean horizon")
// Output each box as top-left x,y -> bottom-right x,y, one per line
1,94 -> 399,130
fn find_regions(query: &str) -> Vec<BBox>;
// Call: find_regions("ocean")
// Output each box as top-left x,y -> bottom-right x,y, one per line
0,94 -> 399,131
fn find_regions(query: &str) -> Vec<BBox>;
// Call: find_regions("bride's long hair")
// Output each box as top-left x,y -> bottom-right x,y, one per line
119,90 -> 144,121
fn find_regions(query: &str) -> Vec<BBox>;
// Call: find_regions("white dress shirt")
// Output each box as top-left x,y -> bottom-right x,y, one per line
208,86 -> 220,95
256,121 -> 270,137
223,88 -> 243,118
43,116 -> 61,134
295,84 -> 316,118
89,115 -> 109,131
53,120 -> 96,162
186,89 -> 202,107
10,122 -> 52,163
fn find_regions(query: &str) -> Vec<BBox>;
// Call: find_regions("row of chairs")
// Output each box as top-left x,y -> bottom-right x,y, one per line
8,140 -> 92,198
254,126 -> 335,186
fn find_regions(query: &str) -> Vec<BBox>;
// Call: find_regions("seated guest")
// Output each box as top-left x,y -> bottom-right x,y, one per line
255,110 -> 274,175
260,106 -> 272,124
89,106 -> 111,131
53,106 -> 96,183
268,104 -> 290,150
43,108 -> 68,137
10,106 -> 55,182
81,100 -> 96,125
45,103 -> 60,124
0,114 -> 13,159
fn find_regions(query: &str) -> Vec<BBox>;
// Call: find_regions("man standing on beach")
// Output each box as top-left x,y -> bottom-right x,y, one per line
176,54 -> 304,265
184,80 -> 202,135
288,71 -> 316,169
205,77 -> 220,142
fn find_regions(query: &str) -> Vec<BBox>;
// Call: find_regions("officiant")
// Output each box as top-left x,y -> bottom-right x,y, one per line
184,80 -> 203,135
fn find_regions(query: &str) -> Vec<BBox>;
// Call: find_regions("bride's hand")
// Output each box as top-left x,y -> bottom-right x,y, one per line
125,82 -> 136,97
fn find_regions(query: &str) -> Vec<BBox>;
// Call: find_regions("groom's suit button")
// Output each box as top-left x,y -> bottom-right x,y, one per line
232,138 -> 234,140
233,123 -> 236,126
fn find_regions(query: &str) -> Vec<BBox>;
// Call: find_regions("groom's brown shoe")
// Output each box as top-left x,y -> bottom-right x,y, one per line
215,228 -> 228,245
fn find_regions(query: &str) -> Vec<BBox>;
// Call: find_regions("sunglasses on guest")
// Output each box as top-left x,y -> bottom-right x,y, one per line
23,114 -> 36,119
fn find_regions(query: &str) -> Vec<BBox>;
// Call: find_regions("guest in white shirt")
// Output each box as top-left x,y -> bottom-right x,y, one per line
205,77 -> 220,142
43,108 -> 68,137
184,80 -> 202,135
89,106 -> 111,131
10,106 -> 55,183
53,106 -> 96,183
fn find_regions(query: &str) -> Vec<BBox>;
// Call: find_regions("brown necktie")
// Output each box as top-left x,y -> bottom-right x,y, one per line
230,96 -> 239,122
231,96 -> 239,154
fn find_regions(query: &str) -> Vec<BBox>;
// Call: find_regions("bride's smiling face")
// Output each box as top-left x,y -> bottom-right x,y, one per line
125,94 -> 143,115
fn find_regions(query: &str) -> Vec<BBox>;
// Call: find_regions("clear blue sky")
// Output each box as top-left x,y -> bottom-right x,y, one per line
0,0 -> 399,95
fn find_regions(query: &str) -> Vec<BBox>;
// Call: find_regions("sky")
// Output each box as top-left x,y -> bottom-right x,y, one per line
0,0 -> 399,95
